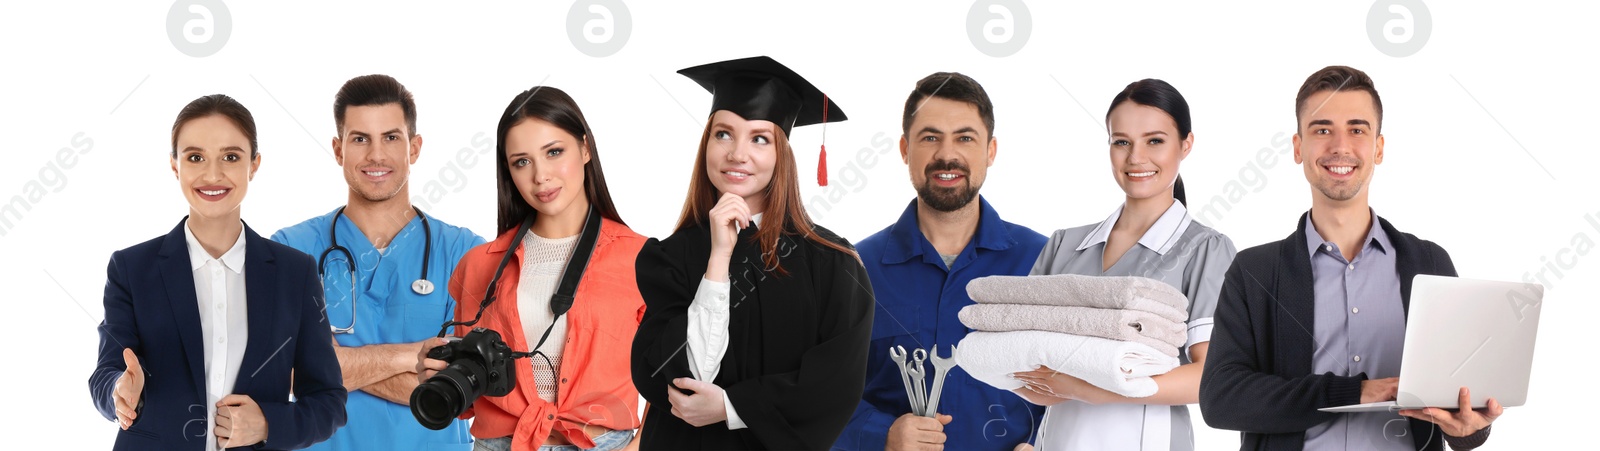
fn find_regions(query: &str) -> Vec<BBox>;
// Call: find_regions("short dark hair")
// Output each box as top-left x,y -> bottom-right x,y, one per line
171,94 -> 258,158
333,74 -> 418,136
1294,65 -> 1383,133
901,72 -> 995,139
1106,79 -> 1191,206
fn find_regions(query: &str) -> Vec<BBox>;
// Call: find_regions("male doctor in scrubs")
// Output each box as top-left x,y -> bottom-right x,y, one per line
272,74 -> 484,451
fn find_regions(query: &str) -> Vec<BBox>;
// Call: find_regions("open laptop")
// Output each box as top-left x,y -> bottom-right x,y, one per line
1319,275 -> 1543,413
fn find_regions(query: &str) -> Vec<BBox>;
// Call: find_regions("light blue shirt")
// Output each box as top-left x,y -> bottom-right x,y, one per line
272,207 -> 484,451
1303,210 -> 1410,451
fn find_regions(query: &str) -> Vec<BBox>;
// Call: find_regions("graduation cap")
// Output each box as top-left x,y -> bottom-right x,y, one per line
678,56 -> 847,186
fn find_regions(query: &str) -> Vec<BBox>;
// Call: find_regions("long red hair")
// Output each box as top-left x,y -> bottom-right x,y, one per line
674,120 -> 855,275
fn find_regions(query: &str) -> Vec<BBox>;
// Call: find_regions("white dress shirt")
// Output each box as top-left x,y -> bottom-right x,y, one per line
685,213 -> 763,430
184,222 -> 250,450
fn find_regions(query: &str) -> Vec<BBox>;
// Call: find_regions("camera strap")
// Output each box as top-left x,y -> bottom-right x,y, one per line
436,205 -> 602,346
526,205 -> 602,355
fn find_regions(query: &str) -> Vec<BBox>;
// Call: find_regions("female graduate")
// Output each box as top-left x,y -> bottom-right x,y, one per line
89,94 -> 346,450
630,56 -> 875,450
1010,79 -> 1237,451
416,87 -> 647,451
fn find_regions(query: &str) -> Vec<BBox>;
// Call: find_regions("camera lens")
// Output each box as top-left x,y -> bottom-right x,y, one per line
410,382 -> 460,430
410,359 -> 487,430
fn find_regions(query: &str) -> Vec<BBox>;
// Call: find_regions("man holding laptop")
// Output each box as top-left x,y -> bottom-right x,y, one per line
1198,66 -> 1505,450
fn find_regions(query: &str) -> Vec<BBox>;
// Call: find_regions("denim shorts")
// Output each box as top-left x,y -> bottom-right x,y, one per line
473,428 -> 635,451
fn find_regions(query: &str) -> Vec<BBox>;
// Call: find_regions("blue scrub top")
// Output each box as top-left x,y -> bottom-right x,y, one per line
272,207 -> 485,451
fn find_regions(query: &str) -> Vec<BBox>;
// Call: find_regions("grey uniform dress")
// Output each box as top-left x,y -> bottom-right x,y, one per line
1030,202 -> 1236,451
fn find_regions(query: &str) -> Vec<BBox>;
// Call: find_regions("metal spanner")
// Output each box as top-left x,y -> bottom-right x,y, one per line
909,348 -> 929,416
923,344 -> 958,417
889,346 -> 918,415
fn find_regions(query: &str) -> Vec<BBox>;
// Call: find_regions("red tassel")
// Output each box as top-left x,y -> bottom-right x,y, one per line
818,95 -> 829,186
818,145 -> 829,186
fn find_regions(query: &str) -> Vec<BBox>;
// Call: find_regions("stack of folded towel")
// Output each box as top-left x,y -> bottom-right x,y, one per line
955,274 -> 1189,398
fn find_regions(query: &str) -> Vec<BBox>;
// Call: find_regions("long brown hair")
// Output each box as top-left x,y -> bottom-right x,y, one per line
495,86 -> 625,234
675,120 -> 854,275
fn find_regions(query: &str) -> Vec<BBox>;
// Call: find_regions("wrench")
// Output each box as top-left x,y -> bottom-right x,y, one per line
909,348 -> 929,416
924,344 -> 958,417
889,346 -> 918,415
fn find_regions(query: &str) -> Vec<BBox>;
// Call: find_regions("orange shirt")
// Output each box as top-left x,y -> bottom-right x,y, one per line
447,218 -> 645,450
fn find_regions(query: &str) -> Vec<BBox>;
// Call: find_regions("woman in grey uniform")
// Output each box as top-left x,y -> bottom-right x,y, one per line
1011,79 -> 1237,451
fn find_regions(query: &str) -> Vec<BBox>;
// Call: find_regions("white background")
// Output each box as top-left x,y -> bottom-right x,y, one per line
1,0 -> 1594,449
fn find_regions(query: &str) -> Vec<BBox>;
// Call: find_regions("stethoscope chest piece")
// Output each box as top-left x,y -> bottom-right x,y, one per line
412,279 -> 435,295
322,205 -> 439,334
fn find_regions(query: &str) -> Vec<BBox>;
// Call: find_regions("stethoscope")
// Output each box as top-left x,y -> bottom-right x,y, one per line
318,205 -> 435,334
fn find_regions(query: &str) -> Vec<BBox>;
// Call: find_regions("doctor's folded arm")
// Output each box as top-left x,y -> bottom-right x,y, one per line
269,75 -> 485,451
84,57 -> 1537,451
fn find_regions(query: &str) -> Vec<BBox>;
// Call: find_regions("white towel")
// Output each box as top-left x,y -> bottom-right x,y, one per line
956,330 -> 1180,398
966,274 -> 1189,323
958,304 -> 1186,357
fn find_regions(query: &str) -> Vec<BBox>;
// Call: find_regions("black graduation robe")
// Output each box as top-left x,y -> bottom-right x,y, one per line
631,222 -> 875,450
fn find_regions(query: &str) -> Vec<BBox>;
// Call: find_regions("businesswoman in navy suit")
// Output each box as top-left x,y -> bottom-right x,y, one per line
89,94 -> 347,450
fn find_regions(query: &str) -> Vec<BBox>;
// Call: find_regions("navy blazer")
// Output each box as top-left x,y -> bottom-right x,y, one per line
89,219 -> 346,450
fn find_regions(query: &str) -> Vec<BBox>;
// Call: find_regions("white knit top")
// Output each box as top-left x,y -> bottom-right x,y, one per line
517,231 -> 578,403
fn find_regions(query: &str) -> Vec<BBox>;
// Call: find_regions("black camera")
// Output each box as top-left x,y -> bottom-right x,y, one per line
410,327 -> 517,430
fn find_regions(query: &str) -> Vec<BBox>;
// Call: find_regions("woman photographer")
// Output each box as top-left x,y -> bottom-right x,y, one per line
416,87 -> 646,451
